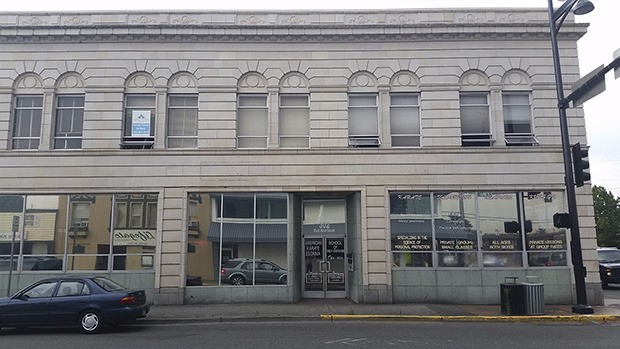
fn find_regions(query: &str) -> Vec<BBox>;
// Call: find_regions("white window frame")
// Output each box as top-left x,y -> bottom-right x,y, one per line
502,92 -> 538,146
54,94 -> 85,150
460,92 -> 493,147
279,94 -> 310,148
348,93 -> 380,147
12,94 -> 44,150
390,92 -> 421,147
166,94 -> 199,149
237,94 -> 268,149
122,94 -> 156,149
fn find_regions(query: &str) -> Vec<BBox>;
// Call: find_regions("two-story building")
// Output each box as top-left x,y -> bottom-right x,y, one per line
0,8 -> 603,305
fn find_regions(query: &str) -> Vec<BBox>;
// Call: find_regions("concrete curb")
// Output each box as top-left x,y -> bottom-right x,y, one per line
321,314 -> 620,323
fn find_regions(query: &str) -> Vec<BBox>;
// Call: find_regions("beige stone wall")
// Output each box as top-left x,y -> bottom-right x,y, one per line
0,9 -> 597,303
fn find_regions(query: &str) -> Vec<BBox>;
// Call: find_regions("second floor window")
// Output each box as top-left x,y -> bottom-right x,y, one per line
122,94 -> 156,149
390,93 -> 421,147
279,94 -> 309,148
54,95 -> 84,149
348,93 -> 379,147
503,92 -> 537,146
12,95 -> 43,150
460,93 -> 491,147
167,94 -> 198,148
237,94 -> 268,149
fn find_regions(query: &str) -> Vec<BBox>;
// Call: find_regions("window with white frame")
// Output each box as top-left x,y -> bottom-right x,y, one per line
237,94 -> 268,148
12,95 -> 43,150
390,93 -> 421,147
348,93 -> 379,147
54,95 -> 84,149
460,93 -> 492,146
279,94 -> 309,148
503,92 -> 537,146
122,94 -> 156,149
167,94 -> 198,148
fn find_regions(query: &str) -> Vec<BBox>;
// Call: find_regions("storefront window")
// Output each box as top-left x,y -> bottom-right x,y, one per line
524,192 -> 567,267
0,195 -> 25,271
479,192 -> 523,267
390,191 -> 567,269
187,193 -> 289,287
390,193 -> 433,267
0,193 -> 157,273
434,192 -> 478,267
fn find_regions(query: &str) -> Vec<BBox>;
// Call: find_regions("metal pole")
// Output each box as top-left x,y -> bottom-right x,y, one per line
6,217 -> 18,297
547,0 -> 593,314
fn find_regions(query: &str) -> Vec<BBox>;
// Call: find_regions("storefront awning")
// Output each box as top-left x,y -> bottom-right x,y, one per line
207,222 -> 287,244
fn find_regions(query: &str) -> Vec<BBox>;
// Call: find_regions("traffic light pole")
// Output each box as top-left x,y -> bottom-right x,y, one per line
547,0 -> 593,314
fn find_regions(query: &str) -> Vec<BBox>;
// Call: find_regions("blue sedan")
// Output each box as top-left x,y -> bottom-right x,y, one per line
0,276 -> 149,334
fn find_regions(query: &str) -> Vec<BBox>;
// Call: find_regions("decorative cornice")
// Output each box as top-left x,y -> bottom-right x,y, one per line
0,9 -> 588,43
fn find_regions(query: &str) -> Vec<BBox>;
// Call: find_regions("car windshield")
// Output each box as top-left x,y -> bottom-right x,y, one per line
92,277 -> 126,291
598,249 -> 620,263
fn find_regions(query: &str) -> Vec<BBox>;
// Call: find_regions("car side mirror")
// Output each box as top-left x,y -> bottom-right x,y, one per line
15,294 -> 29,301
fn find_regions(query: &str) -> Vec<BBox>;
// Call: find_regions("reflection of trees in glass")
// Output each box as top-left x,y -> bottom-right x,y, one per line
390,193 -> 431,215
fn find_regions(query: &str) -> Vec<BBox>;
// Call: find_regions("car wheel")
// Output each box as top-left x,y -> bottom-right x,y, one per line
230,275 -> 245,285
280,276 -> 287,284
79,310 -> 104,334
602,279 -> 610,290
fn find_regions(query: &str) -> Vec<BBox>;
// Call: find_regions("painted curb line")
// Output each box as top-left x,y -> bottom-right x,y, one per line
321,314 -> 620,323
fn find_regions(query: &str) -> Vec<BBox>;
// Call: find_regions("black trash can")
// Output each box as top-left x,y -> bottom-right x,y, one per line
500,277 -> 526,315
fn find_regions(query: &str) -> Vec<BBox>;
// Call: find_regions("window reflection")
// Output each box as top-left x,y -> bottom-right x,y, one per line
186,193 -> 289,286
390,191 -> 567,269
0,193 -> 158,273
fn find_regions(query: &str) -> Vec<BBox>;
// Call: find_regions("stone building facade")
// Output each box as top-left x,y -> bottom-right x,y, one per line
0,9 -> 603,305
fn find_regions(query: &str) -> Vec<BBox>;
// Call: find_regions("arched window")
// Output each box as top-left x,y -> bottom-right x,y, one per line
389,71 -> 421,147
122,72 -> 156,149
237,72 -> 268,149
459,70 -> 492,147
167,72 -> 199,149
502,70 -> 537,146
54,73 -> 85,149
11,73 -> 45,150
279,72 -> 310,148
348,71 -> 380,147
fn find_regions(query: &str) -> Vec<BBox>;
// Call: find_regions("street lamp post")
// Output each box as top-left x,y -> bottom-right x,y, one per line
547,0 -> 595,314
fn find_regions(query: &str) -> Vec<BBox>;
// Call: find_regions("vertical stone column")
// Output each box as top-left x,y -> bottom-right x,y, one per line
154,187 -> 185,304
363,185 -> 392,303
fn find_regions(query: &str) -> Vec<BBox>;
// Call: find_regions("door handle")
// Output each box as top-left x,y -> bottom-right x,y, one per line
325,261 -> 331,273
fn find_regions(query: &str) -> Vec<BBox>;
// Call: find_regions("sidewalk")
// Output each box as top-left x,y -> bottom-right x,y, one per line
145,299 -> 620,324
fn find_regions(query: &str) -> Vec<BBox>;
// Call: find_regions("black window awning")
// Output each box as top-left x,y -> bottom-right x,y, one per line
207,222 -> 287,244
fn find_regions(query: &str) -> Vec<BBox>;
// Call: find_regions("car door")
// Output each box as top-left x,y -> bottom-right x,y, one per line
48,280 -> 91,324
2,280 -> 58,326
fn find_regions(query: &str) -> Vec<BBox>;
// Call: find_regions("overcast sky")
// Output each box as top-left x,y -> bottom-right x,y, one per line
3,0 -> 620,196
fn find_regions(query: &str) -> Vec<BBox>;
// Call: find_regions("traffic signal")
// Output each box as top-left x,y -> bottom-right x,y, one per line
571,142 -> 591,187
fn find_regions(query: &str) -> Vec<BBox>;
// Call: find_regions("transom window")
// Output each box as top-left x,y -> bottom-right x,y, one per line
12,95 -> 43,150
237,94 -> 268,149
167,94 -> 198,149
54,95 -> 84,149
390,93 -> 421,147
460,93 -> 491,147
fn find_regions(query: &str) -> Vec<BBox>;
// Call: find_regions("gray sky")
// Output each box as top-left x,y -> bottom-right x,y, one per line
4,0 -> 620,196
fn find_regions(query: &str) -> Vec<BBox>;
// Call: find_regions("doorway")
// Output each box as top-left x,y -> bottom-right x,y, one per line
302,199 -> 347,299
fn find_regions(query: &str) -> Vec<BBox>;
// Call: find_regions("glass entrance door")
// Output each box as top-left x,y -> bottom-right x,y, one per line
302,198 -> 347,299
303,236 -> 346,298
